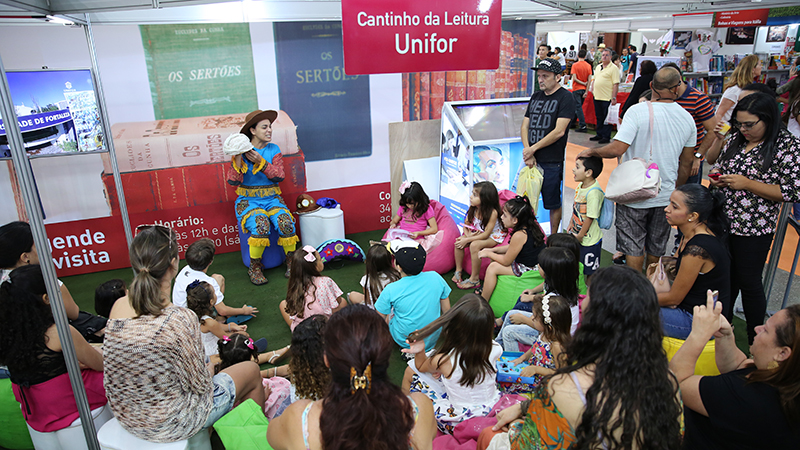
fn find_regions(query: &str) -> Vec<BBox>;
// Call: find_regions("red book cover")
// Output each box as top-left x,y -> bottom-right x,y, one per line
430,72 -> 446,120
412,73 -> 421,121
453,71 -> 467,101
485,70 -> 495,99
420,72 -> 431,120
475,70 -> 488,100
467,70 -> 478,100
446,71 -> 456,102
402,73 -> 410,121
103,152 -> 306,215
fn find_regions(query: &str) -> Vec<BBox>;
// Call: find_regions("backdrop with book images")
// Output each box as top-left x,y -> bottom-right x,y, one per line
439,98 -> 549,232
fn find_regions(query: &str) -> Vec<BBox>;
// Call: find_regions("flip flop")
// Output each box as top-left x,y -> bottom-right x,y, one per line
451,271 -> 463,284
457,279 -> 481,290
268,345 -> 291,365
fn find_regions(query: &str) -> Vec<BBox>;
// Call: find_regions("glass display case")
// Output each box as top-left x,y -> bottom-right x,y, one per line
439,98 -> 549,230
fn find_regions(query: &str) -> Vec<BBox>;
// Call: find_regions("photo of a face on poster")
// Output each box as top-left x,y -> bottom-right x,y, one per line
473,145 -> 507,188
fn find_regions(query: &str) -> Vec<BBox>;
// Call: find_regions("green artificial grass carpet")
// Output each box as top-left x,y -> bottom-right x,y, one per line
62,229 -> 750,387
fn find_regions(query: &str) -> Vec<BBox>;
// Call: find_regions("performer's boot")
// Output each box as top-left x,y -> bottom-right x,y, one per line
248,259 -> 268,285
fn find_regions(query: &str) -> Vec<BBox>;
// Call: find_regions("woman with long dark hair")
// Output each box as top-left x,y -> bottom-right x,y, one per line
103,225 -> 265,442
0,264 -> 107,434
708,92 -> 800,343
268,305 -> 436,450
671,294 -> 800,448
481,265 -> 682,449
659,184 -> 731,339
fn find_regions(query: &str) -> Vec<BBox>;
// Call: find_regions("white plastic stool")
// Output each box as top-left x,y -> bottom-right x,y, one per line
298,205 -> 345,248
97,418 -> 211,450
26,404 -> 113,450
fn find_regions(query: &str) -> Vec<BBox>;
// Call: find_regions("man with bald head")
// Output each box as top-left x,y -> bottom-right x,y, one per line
578,67 -> 696,273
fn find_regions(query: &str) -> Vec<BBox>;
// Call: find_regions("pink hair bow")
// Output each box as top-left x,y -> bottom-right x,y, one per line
399,180 -> 411,194
221,336 -> 231,344
244,338 -> 254,350
303,245 -> 317,262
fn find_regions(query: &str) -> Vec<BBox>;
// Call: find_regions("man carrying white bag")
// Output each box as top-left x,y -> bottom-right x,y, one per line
578,67 -> 696,272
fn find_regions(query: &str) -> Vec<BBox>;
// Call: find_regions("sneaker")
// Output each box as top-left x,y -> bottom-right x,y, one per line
248,260 -> 268,285
576,126 -> 587,132
589,135 -> 602,141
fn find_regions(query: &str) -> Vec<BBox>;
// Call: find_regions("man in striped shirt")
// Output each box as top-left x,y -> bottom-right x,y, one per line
665,65 -> 718,184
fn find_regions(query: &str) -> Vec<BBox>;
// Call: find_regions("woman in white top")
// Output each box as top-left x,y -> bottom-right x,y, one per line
715,55 -> 762,124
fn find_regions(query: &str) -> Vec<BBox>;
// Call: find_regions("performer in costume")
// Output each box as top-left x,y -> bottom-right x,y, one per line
229,110 -> 299,285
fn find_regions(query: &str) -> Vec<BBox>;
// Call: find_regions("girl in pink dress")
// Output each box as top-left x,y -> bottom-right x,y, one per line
388,181 -> 441,252
279,245 -> 345,331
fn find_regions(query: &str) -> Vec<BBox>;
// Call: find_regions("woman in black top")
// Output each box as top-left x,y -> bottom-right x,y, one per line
659,184 -> 730,339
620,59 -> 657,118
671,297 -> 800,449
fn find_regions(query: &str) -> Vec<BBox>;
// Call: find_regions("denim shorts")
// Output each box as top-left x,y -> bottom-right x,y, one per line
203,372 -> 236,428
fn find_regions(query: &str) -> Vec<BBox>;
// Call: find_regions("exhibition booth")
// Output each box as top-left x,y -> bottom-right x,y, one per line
0,0 -> 798,448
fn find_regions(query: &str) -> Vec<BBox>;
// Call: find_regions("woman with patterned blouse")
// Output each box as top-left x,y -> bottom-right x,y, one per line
103,225 -> 266,443
708,92 -> 800,344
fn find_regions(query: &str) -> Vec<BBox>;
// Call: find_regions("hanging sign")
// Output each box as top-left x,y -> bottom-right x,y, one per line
341,0 -> 502,75
713,9 -> 769,28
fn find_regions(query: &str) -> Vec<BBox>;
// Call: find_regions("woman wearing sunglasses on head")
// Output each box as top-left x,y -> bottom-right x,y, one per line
102,225 -> 266,443
707,92 -> 800,345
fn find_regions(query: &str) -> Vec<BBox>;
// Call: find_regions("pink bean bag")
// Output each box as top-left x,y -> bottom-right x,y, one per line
383,200 -> 460,275
462,190 -> 516,280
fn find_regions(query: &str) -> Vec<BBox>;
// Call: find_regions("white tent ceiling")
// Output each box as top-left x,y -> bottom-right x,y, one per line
0,0 -> 794,26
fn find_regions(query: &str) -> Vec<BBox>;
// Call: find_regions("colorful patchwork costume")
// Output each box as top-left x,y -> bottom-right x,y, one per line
232,142 -> 299,254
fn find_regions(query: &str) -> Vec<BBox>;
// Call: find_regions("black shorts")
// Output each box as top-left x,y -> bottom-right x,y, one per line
539,162 -> 564,210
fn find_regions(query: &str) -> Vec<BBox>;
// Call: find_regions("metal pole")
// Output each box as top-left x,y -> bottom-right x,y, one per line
0,55 -> 101,450
763,202 -> 790,306
84,15 -> 134,249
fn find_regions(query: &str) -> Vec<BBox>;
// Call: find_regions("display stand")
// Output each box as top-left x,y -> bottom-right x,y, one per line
438,99 -> 550,231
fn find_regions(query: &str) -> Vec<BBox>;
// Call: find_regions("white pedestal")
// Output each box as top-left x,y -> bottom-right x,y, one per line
298,205 -> 345,249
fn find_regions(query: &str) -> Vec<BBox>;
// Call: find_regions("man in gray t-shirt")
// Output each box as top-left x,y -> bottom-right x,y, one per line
578,67 -> 696,272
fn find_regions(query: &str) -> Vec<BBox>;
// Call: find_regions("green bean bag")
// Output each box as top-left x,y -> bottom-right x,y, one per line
487,264 -> 588,318
0,378 -> 34,450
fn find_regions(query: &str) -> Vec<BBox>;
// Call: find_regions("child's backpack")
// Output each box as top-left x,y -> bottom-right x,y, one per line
589,185 -> 614,230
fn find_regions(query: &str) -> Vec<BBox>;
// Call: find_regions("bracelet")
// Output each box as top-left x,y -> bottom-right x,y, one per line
227,323 -> 231,332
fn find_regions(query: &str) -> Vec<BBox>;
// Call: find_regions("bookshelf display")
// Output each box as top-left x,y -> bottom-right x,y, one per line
438,98 -> 550,230
683,53 -> 792,100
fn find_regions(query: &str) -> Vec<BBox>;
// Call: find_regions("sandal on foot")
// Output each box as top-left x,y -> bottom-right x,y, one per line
457,279 -> 481,290
268,345 -> 291,364
451,271 -> 463,284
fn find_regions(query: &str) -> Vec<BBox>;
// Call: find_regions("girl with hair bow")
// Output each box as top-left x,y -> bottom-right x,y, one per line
279,245 -> 346,331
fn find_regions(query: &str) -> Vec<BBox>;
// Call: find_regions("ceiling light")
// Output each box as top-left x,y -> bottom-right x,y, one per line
46,15 -> 74,25
638,28 -> 659,31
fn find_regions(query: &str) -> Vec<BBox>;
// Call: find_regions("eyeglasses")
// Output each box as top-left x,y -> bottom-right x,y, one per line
134,224 -> 175,253
733,119 -> 761,130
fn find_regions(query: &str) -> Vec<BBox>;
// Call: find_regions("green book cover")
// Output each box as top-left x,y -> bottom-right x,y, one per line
140,23 -> 258,119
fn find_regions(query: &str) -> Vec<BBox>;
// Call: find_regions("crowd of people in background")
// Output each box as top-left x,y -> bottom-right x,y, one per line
0,46 -> 799,450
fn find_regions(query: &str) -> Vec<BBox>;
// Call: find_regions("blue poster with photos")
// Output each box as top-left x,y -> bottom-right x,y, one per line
274,22 -> 372,162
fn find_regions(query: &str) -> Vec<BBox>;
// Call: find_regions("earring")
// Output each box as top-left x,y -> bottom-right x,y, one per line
688,219 -> 692,222
767,360 -> 779,370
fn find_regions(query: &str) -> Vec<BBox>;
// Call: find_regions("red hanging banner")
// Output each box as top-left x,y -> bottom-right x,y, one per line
713,9 -> 769,28
341,0 -> 502,75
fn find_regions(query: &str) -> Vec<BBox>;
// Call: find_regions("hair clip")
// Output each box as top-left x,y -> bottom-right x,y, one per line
399,180 -> 411,194
187,280 -> 202,291
244,338 -> 254,350
221,336 -> 231,344
302,245 -> 317,262
541,293 -> 554,325
349,362 -> 372,395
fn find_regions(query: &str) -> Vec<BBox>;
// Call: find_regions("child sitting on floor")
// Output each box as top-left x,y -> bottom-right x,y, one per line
279,245 -> 345,331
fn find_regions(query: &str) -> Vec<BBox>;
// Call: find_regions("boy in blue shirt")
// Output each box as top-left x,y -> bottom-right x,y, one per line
376,241 -> 451,353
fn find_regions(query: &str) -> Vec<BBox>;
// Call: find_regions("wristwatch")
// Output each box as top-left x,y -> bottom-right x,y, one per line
694,151 -> 703,159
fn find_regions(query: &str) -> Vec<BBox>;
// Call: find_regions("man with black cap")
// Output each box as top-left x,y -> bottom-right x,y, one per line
520,57 -> 576,232
375,241 -> 451,354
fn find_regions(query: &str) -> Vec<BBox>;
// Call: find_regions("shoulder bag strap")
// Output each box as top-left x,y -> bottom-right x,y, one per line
646,100 -> 654,163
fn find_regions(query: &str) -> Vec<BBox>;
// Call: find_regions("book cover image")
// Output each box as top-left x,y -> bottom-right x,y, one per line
140,23 -> 258,120
273,22 -> 372,162
402,20 -> 536,122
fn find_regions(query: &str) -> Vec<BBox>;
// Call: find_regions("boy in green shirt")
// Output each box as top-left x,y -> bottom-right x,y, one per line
568,156 -> 605,280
